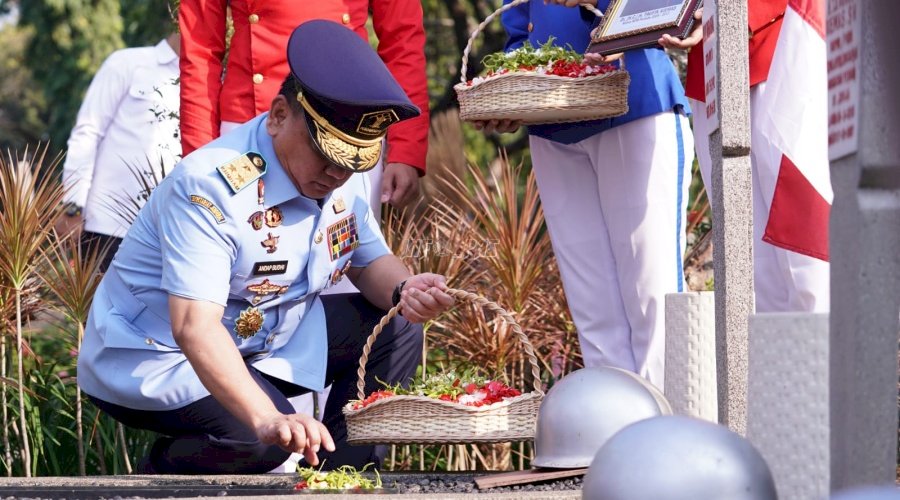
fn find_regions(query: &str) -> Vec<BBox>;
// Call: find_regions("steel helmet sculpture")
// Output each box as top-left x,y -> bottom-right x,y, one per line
582,415 -> 777,500
532,366 -> 672,469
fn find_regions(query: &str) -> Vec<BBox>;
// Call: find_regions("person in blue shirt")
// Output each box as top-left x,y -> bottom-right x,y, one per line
480,0 -> 694,389
76,20 -> 454,474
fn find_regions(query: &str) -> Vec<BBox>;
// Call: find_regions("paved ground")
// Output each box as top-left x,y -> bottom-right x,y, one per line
0,473 -> 582,499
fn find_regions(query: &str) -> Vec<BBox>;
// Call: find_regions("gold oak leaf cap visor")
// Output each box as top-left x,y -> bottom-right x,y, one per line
287,20 -> 421,173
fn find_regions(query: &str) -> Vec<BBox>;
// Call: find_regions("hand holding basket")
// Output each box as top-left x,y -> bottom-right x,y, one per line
342,288 -> 543,445
454,0 -> 630,125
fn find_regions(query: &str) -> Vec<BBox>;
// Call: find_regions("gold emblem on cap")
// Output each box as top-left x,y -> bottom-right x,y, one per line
357,110 -> 399,136
235,307 -> 265,339
217,152 -> 266,193
297,92 -> 383,172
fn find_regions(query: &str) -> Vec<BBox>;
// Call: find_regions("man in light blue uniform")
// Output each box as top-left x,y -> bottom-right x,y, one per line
485,0 -> 694,388
77,20 -> 454,474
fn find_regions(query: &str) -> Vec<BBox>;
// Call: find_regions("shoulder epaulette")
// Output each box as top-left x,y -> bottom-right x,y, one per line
216,152 -> 267,194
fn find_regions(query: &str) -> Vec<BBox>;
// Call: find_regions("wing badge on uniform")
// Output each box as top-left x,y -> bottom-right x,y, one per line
247,279 -> 288,296
326,214 -> 360,261
234,306 -> 265,339
217,152 -> 267,194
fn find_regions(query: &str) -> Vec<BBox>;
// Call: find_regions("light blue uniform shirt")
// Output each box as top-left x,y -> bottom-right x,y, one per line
77,114 -> 389,411
501,0 -> 691,144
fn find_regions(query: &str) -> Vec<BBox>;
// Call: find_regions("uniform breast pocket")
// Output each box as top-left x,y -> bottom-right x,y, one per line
102,311 -> 181,352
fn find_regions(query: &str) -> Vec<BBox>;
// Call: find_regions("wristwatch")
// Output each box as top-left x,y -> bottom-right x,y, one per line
391,279 -> 408,308
63,202 -> 83,217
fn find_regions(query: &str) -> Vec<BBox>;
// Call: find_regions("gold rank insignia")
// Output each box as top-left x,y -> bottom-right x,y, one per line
217,152 -> 267,194
332,196 -> 346,214
261,232 -> 280,253
189,195 -> 225,224
234,306 -> 264,339
264,206 -> 283,227
327,214 -> 360,261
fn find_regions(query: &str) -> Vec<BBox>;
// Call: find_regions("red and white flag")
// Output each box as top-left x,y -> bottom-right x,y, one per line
758,0 -> 831,261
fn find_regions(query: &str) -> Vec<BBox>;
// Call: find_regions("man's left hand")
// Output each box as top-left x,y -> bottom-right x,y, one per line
381,162 -> 421,209
398,273 -> 455,323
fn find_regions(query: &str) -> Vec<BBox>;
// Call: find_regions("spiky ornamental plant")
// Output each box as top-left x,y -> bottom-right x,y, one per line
37,231 -> 111,476
0,145 -> 66,476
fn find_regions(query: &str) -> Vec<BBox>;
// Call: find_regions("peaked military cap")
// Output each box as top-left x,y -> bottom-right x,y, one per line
287,20 -> 420,173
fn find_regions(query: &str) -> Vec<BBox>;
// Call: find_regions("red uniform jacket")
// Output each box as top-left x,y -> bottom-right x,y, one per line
685,0 -> 788,102
179,0 -> 430,172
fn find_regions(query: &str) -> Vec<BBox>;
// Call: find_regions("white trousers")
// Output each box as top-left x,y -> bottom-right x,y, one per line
690,84 -> 829,313
529,111 -> 693,389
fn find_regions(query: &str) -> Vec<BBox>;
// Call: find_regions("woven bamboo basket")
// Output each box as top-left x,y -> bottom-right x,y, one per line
454,0 -> 630,125
342,288 -> 543,445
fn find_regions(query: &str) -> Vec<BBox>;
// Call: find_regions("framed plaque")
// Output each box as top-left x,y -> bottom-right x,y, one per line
587,0 -> 702,56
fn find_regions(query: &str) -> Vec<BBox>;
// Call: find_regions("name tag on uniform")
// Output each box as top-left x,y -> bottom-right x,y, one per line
327,214 -> 360,261
252,260 -> 288,276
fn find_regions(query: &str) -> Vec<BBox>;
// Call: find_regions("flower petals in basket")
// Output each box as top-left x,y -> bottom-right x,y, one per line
454,0 -> 630,125
342,289 -> 544,445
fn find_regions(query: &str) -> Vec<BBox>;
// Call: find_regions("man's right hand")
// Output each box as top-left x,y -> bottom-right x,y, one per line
54,214 -> 83,240
255,412 -> 335,466
472,119 -> 522,135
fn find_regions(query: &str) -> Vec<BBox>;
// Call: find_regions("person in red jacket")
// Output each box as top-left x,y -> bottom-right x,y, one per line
662,2 -> 829,313
179,0 -> 429,208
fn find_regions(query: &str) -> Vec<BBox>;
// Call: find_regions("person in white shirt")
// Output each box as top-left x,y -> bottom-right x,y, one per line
56,33 -> 182,270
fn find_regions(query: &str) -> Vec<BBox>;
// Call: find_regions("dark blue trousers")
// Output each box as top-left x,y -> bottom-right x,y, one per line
89,293 -> 423,474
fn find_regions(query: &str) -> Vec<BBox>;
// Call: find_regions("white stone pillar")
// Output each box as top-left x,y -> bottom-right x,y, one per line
827,0 -> 900,491
748,313 -> 829,500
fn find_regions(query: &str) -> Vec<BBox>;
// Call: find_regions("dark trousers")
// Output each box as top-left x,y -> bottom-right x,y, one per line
89,293 -> 423,474
80,231 -> 122,273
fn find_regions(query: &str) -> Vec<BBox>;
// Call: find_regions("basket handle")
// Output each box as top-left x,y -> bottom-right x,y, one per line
458,0 -> 605,85
354,288 -> 544,400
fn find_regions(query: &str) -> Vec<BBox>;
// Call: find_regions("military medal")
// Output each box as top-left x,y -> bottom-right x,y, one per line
257,179 -> 265,205
217,152 -> 267,194
327,214 -> 360,261
333,196 -> 346,214
264,206 -> 283,227
248,211 -> 265,230
261,232 -> 280,253
234,306 -> 265,339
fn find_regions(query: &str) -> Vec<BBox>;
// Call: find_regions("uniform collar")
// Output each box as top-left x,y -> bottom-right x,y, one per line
154,39 -> 178,66
255,114 -> 303,207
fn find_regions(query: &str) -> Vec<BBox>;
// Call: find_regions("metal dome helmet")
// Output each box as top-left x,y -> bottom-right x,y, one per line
582,415 -> 777,500
531,366 -> 671,469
